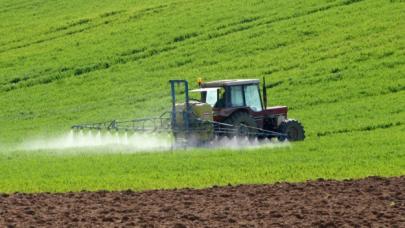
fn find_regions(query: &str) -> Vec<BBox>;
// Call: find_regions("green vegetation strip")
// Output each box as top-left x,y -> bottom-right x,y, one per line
1,126 -> 403,193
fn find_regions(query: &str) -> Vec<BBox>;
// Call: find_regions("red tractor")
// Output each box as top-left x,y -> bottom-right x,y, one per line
171,78 -> 305,142
199,79 -> 304,141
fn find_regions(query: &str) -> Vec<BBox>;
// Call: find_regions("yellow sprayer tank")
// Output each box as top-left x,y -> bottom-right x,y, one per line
174,101 -> 214,142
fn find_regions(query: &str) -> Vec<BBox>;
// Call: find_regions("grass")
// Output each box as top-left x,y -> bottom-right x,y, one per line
0,0 -> 404,192
1,125 -> 404,193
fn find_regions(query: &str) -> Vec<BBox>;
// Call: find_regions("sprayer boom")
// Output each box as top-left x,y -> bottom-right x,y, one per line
72,113 -> 172,133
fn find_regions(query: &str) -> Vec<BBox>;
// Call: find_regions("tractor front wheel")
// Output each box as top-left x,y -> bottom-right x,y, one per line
278,119 -> 305,141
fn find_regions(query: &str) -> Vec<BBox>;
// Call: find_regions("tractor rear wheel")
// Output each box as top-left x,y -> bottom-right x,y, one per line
278,119 -> 305,141
224,112 -> 257,139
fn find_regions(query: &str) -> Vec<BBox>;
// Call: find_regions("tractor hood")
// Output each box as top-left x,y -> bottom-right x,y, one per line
265,106 -> 288,116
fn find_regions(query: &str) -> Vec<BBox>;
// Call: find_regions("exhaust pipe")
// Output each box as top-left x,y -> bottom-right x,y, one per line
262,76 -> 268,109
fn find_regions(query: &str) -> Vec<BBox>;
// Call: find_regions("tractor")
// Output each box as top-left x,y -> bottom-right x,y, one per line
170,78 -> 305,144
72,78 -> 305,146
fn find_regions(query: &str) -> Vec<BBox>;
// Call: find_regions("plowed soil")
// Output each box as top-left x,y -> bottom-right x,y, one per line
0,176 -> 404,227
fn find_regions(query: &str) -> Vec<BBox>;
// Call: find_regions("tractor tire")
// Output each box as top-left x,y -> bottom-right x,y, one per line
224,112 -> 258,139
278,119 -> 305,141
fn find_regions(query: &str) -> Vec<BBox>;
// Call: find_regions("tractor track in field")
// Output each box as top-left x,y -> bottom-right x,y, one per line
0,176 -> 404,227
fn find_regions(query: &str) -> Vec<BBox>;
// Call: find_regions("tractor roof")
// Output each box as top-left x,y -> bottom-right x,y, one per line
202,79 -> 259,87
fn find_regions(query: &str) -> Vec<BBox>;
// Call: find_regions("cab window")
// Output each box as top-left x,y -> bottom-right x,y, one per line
230,86 -> 244,107
244,85 -> 262,111
205,90 -> 218,107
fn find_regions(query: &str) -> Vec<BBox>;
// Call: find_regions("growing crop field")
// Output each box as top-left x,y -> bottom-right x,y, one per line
0,0 -> 404,194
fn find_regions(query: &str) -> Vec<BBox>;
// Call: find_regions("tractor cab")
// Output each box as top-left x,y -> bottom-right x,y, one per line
191,79 -> 265,110
200,79 -> 263,111
195,79 -> 286,122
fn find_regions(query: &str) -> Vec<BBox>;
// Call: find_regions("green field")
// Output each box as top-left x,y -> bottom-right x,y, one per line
0,0 -> 404,193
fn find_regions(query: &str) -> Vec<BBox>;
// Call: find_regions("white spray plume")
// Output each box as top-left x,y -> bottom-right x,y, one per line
207,135 -> 290,150
18,130 -> 290,153
19,130 -> 173,152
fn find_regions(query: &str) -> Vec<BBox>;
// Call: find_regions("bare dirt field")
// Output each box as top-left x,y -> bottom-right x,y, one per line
0,176 -> 404,227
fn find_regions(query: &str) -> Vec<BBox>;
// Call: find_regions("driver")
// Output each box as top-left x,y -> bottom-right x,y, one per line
214,89 -> 225,108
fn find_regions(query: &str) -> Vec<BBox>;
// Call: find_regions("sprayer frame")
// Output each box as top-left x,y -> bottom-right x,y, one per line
169,80 -> 191,135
